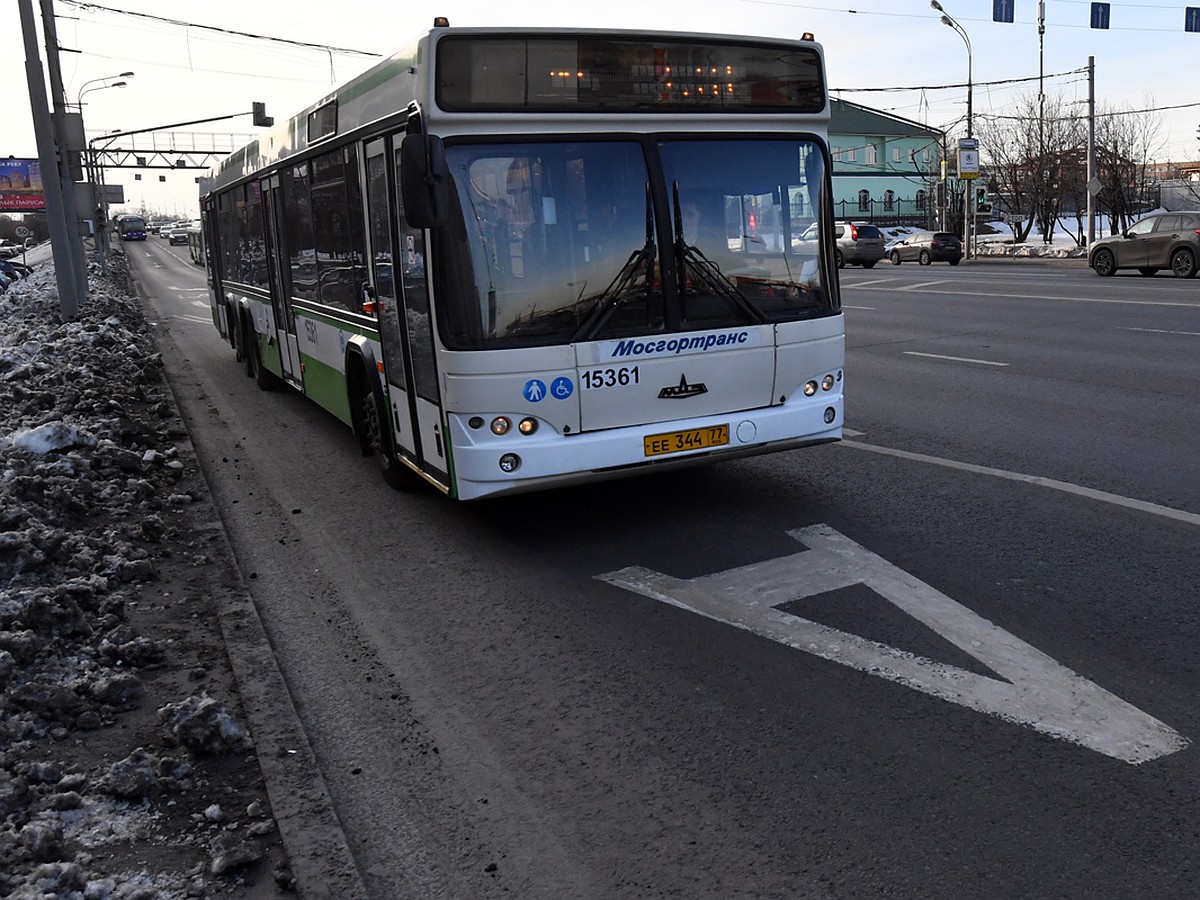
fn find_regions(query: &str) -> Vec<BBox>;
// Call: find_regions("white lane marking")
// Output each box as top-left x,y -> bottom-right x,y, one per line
900,280 -> 951,291
843,305 -> 876,310
904,351 -> 1010,367
1118,326 -> 1200,337
162,314 -> 212,325
599,525 -> 1187,765
839,439 -> 1200,529
860,283 -> 1200,309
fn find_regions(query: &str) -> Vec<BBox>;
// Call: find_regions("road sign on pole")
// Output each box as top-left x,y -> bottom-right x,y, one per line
993,0 -> 1014,23
1090,2 -> 1111,29
1186,7 -> 1200,32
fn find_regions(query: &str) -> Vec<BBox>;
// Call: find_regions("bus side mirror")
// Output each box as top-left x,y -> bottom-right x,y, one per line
401,134 -> 449,228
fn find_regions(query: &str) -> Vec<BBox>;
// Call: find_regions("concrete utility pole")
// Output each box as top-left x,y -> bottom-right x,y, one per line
18,0 -> 81,320
38,0 -> 89,306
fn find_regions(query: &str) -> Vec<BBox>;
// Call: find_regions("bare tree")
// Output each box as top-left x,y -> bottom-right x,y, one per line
1094,100 -> 1166,234
977,93 -> 1081,242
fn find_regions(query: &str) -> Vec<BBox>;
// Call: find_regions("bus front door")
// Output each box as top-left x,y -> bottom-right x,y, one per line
365,137 -> 448,487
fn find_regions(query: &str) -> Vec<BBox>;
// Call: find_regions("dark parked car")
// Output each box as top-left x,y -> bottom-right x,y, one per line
887,231 -> 962,266
1088,211 -> 1200,278
833,221 -> 885,268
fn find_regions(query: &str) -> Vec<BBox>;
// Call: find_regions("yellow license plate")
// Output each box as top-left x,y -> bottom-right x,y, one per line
644,424 -> 730,457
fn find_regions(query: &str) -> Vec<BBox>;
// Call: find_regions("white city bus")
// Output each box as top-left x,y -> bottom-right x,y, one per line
199,21 -> 843,500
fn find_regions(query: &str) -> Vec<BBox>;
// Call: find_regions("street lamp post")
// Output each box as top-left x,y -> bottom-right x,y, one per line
75,71 -> 134,110
75,74 -> 134,271
930,1 -> 974,259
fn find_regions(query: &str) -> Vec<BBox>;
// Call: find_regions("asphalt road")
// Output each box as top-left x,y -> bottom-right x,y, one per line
128,238 -> 1200,899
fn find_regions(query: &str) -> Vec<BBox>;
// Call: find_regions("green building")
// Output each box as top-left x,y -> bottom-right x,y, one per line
829,98 -> 945,226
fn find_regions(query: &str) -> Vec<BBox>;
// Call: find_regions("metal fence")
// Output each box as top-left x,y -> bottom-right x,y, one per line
832,197 -> 937,228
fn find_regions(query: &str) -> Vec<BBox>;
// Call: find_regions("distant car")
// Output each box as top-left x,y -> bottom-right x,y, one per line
1088,211 -> 1200,278
0,239 -> 20,259
168,227 -> 189,246
887,230 -> 963,266
158,224 -> 176,239
833,221 -> 885,268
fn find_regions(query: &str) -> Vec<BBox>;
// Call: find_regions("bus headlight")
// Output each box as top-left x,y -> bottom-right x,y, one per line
822,374 -> 836,391
518,417 -> 538,435
824,407 -> 836,424
499,453 -> 521,473
803,380 -> 818,396
490,416 -> 511,435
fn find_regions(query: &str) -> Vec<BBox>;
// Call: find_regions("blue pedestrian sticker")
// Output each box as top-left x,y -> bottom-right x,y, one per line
550,376 -> 574,400
523,379 -> 547,402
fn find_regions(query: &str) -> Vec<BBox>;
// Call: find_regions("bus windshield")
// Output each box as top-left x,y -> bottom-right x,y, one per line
439,137 -> 830,350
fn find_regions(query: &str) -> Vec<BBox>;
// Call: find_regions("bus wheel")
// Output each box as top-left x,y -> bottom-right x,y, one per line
239,314 -> 257,378
358,379 -> 415,490
245,329 -> 279,391
227,303 -> 243,358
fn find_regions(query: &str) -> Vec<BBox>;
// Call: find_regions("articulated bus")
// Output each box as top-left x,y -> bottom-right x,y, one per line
199,21 -> 843,500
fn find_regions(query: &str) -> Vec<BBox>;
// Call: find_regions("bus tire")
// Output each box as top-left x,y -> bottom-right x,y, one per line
355,371 -> 416,490
245,329 -> 280,391
239,313 -> 257,378
226,303 -> 243,356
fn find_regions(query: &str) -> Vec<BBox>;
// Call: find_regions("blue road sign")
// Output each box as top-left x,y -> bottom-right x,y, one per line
1187,7 -> 1200,32
1090,1 -> 1110,29
993,0 -> 1014,23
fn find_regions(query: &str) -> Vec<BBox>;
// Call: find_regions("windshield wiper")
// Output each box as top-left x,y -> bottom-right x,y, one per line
572,184 -> 658,341
671,184 -> 766,325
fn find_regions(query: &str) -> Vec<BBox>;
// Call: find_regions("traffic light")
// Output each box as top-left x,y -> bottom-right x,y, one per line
975,186 -> 993,215
252,102 -> 274,127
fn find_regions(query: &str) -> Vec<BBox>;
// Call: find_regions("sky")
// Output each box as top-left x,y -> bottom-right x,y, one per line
7,0 -> 1200,221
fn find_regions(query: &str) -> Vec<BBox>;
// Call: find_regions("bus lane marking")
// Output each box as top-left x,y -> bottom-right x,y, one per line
598,524 -> 1187,765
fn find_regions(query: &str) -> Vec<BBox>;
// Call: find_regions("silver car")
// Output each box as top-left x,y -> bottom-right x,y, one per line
833,221 -> 885,269
1089,211 -> 1200,278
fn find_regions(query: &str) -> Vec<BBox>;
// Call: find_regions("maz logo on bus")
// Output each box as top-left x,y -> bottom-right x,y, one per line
607,330 -> 754,360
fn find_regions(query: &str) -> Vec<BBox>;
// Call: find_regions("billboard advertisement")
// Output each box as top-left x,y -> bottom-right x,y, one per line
0,158 -> 46,212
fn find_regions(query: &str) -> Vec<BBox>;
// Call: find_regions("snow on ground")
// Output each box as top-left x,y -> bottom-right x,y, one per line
879,218 -> 1093,260
0,255 -> 289,898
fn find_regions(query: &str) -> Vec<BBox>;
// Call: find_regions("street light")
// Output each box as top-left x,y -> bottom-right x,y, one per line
930,1 -> 974,258
930,2 -> 971,137
75,71 -> 134,110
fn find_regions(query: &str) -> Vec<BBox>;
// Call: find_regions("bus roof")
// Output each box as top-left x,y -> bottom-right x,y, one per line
201,25 -> 826,197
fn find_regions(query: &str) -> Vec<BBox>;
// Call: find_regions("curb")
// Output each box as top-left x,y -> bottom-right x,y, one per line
135,283 -> 371,900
